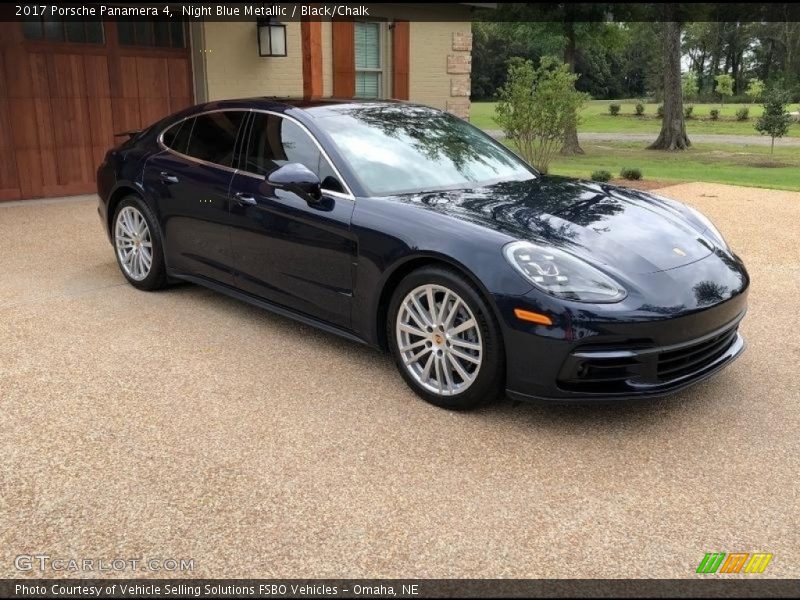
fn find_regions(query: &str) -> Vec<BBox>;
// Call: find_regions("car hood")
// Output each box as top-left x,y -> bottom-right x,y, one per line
392,176 -> 718,275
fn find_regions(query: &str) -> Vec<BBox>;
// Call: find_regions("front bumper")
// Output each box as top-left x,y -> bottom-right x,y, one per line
499,254 -> 749,402
506,313 -> 745,403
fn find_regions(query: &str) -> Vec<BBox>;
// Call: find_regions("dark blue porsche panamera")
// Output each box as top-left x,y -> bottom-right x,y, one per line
97,98 -> 748,409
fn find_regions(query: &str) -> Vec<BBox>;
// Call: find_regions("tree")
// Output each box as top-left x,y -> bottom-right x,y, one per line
715,74 -> 734,105
745,78 -> 765,103
495,57 -> 587,173
755,88 -> 792,154
648,21 -> 690,151
682,71 -> 699,100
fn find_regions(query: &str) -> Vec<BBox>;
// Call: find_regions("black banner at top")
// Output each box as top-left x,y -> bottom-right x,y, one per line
2,2 -> 800,23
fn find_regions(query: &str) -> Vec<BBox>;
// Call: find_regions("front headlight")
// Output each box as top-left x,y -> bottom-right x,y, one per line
684,205 -> 729,251
504,241 -> 626,303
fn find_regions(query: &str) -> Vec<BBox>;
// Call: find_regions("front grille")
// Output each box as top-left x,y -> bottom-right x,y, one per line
656,326 -> 739,382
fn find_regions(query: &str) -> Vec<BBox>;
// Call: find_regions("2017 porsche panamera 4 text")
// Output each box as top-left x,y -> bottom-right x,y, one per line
97,99 -> 748,409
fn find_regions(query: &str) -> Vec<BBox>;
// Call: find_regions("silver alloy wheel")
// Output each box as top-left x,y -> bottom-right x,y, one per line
396,284 -> 483,396
115,206 -> 153,281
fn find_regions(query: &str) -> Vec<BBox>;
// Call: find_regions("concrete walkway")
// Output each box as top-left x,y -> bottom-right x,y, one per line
484,130 -> 800,146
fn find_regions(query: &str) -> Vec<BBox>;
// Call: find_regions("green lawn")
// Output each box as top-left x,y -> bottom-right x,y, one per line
472,100 -> 800,137
504,141 -> 800,191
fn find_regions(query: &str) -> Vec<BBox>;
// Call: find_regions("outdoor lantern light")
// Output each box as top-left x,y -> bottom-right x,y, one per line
257,17 -> 287,57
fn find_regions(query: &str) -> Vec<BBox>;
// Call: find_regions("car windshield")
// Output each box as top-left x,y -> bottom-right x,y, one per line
313,104 -> 537,196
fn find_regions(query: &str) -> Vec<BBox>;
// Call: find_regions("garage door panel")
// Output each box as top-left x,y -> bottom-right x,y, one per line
50,96 -> 92,186
137,57 -> 169,98
8,98 -> 43,197
32,97 -> 58,190
84,55 -> 114,152
112,97 -> 142,134
0,99 -> 20,197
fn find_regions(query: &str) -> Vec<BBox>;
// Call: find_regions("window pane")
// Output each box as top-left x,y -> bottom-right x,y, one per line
43,20 -> 65,42
244,114 -> 339,188
65,21 -> 86,43
134,21 -> 154,46
185,112 -> 245,167
355,22 -> 380,69
86,22 -> 104,43
154,22 -> 171,47
117,22 -> 135,45
170,21 -> 185,48
21,21 -> 43,40
355,72 -> 380,98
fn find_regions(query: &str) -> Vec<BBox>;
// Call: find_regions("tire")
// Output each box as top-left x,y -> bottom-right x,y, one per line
112,195 -> 167,291
387,265 -> 505,410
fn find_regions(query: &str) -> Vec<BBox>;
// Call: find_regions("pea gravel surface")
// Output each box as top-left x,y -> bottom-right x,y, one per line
1,184 -> 798,578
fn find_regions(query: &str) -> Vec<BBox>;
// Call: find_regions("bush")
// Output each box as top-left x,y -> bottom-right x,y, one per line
590,170 -> 612,182
634,102 -> 645,116
709,108 -> 720,120
609,103 -> 621,116
736,106 -> 749,121
495,57 -> 587,174
684,105 -> 694,119
656,104 -> 664,118
620,167 -> 642,181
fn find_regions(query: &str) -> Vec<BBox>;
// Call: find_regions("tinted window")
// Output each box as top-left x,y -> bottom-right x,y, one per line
185,112 -> 245,167
313,105 -> 535,196
243,114 -> 342,191
162,120 -> 191,154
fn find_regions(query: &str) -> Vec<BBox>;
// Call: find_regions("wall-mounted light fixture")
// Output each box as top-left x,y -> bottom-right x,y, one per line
257,17 -> 287,57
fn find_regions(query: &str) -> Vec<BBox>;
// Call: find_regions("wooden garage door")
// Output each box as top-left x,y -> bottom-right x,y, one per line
0,20 -> 193,201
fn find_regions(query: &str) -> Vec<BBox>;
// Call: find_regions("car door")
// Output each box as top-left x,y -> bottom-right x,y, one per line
228,111 -> 357,329
143,110 -> 247,286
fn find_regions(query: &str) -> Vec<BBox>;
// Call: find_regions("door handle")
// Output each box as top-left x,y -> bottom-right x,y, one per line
160,171 -> 179,184
233,192 -> 257,206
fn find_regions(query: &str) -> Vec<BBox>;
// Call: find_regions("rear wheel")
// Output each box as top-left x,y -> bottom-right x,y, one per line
387,266 -> 504,410
113,196 -> 167,291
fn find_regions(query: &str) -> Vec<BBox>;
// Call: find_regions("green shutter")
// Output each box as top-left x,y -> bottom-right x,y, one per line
355,22 -> 380,70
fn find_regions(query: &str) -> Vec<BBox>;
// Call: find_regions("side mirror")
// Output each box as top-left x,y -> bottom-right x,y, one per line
267,163 -> 322,203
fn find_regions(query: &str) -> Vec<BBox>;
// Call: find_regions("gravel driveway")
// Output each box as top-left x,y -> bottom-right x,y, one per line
1,183 -> 798,578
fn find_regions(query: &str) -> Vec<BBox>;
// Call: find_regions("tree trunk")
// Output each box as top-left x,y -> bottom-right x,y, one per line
560,21 -> 584,155
648,21 -> 691,151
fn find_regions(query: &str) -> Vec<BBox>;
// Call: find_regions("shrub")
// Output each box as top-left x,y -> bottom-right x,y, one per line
656,104 -> 664,118
609,103 -> 621,116
495,57 -> 588,174
709,108 -> 720,120
682,72 -> 699,100
620,167 -> 642,181
684,105 -> 694,119
634,102 -> 645,116
590,170 -> 612,182
736,106 -> 749,121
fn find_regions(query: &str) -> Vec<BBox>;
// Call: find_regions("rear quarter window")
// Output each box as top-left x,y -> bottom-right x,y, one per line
162,119 -> 192,155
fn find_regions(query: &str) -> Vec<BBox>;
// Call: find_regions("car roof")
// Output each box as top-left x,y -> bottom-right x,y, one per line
185,97 -> 416,119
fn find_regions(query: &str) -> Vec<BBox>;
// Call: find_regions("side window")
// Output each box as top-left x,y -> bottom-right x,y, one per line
162,119 -> 191,155
244,113 -> 344,193
184,112 -> 246,167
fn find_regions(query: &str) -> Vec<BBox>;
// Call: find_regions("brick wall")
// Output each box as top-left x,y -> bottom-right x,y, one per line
202,21 -> 304,100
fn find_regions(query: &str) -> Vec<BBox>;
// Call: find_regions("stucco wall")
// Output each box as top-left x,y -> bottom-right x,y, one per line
202,20 -> 304,100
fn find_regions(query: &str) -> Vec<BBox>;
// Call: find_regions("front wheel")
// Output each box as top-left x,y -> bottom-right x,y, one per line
387,266 -> 505,410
